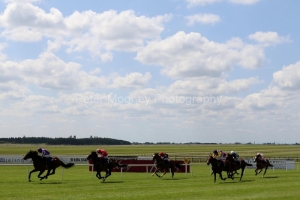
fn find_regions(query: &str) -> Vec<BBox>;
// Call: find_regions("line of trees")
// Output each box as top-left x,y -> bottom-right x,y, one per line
0,136 -> 131,145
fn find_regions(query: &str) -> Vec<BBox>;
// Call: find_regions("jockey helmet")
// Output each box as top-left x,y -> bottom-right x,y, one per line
213,150 -> 218,154
159,152 -> 164,156
37,148 -> 42,153
230,151 -> 235,154
96,149 -> 101,154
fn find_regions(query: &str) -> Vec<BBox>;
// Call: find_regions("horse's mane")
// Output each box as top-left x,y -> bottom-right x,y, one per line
29,150 -> 38,155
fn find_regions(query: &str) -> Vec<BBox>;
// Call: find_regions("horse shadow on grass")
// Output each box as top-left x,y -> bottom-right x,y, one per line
262,176 -> 278,179
39,181 -> 63,184
100,181 -> 124,184
221,179 -> 255,184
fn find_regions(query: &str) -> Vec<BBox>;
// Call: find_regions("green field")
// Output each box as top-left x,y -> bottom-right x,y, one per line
1,144 -> 300,200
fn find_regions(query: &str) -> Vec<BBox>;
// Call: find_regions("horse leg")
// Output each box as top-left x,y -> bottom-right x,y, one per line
41,168 -> 52,180
263,167 -> 268,177
219,172 -> 226,181
28,169 -> 39,182
239,168 -> 245,181
96,171 -> 102,179
170,168 -> 174,179
213,172 -> 216,182
49,167 -> 56,175
151,168 -> 158,176
102,169 -> 111,182
38,170 -> 46,180
159,170 -> 167,178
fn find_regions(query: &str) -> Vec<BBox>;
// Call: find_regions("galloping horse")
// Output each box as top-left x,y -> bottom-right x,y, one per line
151,153 -> 182,179
254,155 -> 273,177
22,150 -> 74,182
207,155 -> 233,182
86,151 -> 128,181
226,154 -> 252,181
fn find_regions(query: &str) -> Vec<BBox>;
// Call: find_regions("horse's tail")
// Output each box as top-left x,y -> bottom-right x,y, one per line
61,161 -> 75,169
266,159 -> 273,167
175,162 -> 182,169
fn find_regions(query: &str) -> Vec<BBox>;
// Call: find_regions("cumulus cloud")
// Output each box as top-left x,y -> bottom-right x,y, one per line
248,31 -> 290,46
110,72 -> 152,89
0,3 -> 66,41
185,13 -> 220,25
187,0 -> 222,7
0,52 -> 108,90
0,4 -> 171,60
273,61 -> 300,90
136,31 -> 265,78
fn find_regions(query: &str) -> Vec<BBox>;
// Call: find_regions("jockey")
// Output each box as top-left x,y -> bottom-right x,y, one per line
37,147 -> 52,167
219,150 -> 227,160
212,150 -> 219,158
230,151 -> 239,161
256,152 -> 266,163
96,149 -> 109,165
158,152 -> 169,165
229,151 -> 240,169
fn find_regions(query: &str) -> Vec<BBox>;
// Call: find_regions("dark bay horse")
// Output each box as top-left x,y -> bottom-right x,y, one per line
86,151 -> 128,181
207,155 -> 233,182
254,155 -> 273,177
22,150 -> 74,182
226,154 -> 252,181
151,153 -> 182,179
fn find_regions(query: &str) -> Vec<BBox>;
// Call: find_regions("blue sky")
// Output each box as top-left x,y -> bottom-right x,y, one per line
0,0 -> 300,144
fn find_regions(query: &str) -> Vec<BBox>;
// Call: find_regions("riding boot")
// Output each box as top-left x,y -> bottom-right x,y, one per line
42,158 -> 48,168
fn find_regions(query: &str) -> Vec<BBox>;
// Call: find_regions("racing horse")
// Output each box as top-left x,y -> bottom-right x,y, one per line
86,151 -> 128,181
207,155 -> 233,182
254,154 -> 273,177
151,153 -> 182,179
22,150 -> 74,182
226,154 -> 252,181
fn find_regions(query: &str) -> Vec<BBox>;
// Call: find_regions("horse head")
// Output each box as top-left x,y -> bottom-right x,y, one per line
152,153 -> 160,161
207,155 -> 213,165
23,150 -> 38,160
87,151 -> 98,162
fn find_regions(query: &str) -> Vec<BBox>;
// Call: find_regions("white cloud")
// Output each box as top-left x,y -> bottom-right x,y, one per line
0,5 -> 171,59
187,0 -> 222,7
0,3 -> 66,41
0,52 -> 108,90
136,31 -> 265,78
248,31 -> 290,46
63,10 -> 171,57
186,13 -> 220,25
273,61 -> 300,90
110,72 -> 152,89
0,81 -> 28,100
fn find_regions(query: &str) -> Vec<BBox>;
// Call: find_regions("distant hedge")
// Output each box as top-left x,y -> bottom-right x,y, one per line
0,136 -> 131,145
